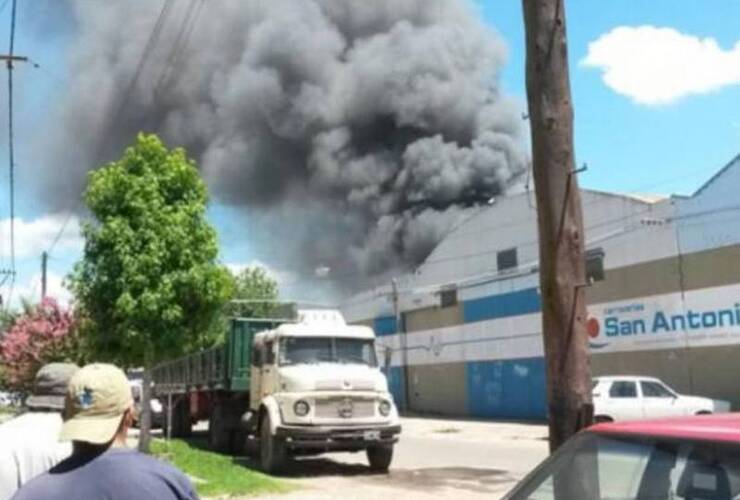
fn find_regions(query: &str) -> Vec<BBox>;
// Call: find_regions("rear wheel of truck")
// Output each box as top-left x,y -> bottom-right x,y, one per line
260,413 -> 286,474
208,402 -> 231,453
177,398 -> 193,437
165,398 -> 192,438
366,445 -> 393,472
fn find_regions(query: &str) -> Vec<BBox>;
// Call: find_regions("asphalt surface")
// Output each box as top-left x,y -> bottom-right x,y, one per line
129,415 -> 549,499
245,416 -> 549,500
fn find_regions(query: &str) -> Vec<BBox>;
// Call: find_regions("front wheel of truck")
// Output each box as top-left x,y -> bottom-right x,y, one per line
366,444 -> 393,472
260,413 -> 286,474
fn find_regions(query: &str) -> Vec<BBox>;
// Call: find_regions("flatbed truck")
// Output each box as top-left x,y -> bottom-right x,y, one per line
152,307 -> 401,473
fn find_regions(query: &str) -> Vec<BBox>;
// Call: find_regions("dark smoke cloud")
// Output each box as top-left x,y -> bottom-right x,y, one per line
36,0 -> 528,290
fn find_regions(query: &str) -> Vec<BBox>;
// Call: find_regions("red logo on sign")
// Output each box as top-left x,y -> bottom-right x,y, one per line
586,317 -> 600,338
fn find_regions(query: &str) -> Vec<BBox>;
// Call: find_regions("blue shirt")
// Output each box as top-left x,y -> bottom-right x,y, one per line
10,448 -> 198,500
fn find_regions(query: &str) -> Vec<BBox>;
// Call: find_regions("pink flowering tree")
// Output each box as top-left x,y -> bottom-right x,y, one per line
0,298 -> 84,391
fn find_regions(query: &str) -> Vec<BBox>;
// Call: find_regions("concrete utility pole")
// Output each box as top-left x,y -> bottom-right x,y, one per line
41,251 -> 48,299
522,0 -> 593,453
391,278 -> 410,411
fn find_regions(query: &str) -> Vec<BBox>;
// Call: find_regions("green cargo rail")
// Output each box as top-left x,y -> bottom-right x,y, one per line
152,318 -> 284,394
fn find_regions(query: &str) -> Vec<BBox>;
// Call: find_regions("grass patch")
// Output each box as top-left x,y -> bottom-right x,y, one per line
152,438 -> 292,498
0,406 -> 19,422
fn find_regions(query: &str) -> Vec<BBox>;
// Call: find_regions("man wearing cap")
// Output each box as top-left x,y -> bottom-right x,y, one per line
11,363 -> 197,500
0,363 -> 79,500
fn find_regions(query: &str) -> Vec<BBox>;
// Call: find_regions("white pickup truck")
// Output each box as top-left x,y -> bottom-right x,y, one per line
592,375 -> 731,422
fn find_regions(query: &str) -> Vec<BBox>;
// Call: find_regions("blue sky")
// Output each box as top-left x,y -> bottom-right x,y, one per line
1,0 -> 739,307
481,0 -> 740,195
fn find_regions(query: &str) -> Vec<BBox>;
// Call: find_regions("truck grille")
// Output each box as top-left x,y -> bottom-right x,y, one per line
315,398 -> 375,419
315,379 -> 376,391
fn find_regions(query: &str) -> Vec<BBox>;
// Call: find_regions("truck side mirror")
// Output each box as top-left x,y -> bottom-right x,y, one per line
384,346 -> 393,371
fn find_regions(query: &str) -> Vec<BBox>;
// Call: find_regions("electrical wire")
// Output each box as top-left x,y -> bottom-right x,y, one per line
46,0 -> 175,257
254,185 -> 740,301
262,163 -> 725,294
153,0 -> 203,96
343,203 -> 740,308
448,163 -> 727,241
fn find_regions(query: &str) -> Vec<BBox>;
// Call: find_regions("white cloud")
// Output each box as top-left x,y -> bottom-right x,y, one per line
581,26 -> 740,105
6,271 -> 73,309
0,215 -> 82,260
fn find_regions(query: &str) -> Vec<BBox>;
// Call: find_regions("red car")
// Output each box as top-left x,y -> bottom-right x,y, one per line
503,413 -> 740,500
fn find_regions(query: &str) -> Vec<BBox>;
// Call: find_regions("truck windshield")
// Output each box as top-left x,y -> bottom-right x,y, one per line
279,337 -> 377,367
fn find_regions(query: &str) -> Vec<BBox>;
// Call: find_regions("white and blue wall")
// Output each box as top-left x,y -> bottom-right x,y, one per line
344,154 -> 740,419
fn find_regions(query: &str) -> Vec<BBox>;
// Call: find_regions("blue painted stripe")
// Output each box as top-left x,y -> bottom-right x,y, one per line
385,366 -> 406,409
466,357 -> 546,420
374,316 -> 397,337
463,288 -> 541,323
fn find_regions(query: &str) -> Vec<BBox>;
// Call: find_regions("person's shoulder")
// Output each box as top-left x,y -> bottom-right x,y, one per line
0,412 -> 63,435
109,448 -> 180,473
108,450 -> 195,492
9,471 -> 56,500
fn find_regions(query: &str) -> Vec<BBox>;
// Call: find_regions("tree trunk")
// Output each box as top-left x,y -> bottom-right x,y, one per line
522,0 -> 593,453
138,366 -> 153,453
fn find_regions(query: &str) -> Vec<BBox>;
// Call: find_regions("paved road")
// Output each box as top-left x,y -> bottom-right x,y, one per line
247,416 -> 549,500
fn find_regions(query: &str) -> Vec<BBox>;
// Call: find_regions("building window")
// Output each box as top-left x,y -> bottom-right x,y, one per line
497,248 -> 518,272
586,248 -> 605,283
440,288 -> 458,308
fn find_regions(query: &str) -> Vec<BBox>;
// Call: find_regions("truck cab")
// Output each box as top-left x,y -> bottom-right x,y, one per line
152,306 -> 401,474
249,309 -> 401,472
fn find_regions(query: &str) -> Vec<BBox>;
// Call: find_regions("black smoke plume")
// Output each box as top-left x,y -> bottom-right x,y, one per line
36,0 -> 528,291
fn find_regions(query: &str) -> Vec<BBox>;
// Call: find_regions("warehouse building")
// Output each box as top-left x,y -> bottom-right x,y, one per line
342,153 -> 740,420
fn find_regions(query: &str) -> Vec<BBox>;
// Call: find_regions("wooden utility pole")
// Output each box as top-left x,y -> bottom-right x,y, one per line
522,0 -> 593,452
0,54 -> 27,65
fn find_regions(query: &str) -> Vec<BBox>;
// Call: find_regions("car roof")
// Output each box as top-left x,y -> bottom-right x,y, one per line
590,413 -> 740,444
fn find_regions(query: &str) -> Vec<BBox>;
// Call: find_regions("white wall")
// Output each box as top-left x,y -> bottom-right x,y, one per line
676,155 -> 740,253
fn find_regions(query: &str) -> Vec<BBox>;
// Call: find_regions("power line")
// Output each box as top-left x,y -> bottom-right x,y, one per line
107,0 -> 173,134
342,202 -> 740,310
448,163 -> 727,242
46,0 -> 176,257
154,0 -> 203,96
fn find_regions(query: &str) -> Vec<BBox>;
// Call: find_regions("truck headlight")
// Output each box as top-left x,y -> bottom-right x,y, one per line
379,400 -> 392,416
294,400 -> 310,417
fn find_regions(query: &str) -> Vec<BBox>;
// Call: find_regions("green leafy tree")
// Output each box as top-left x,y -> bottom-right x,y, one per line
70,133 -> 233,451
205,267 -> 279,346
229,266 -> 279,318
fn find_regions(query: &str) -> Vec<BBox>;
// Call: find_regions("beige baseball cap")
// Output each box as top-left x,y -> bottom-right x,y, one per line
60,363 -> 134,444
